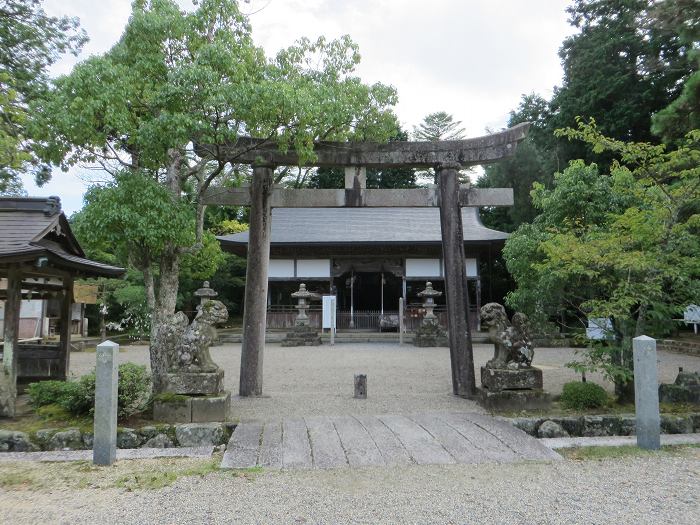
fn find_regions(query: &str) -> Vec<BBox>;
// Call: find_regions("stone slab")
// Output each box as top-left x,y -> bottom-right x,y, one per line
305,416 -> 347,469
541,433 -> 700,450
481,367 -> 543,391
221,421 -> 262,469
332,415 -> 384,467
462,413 -> 561,461
258,421 -> 283,468
440,412 -> 519,462
282,418 -> 312,469
191,392 -> 231,423
410,413 -> 488,464
633,336 -> 661,450
165,370 -> 224,395
0,446 -> 214,463
378,414 -> 455,465
216,411 -> 564,470
354,415 -> 412,466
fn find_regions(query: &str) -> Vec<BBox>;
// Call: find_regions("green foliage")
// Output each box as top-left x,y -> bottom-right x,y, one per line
74,172 -> 195,266
27,364 -> 152,420
560,381 -> 610,410
0,0 -> 86,192
505,119 -> 700,392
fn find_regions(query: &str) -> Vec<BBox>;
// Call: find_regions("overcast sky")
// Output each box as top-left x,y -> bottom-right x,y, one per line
27,0 -> 575,214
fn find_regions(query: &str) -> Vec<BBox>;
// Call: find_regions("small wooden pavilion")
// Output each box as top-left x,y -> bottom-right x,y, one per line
0,197 -> 124,417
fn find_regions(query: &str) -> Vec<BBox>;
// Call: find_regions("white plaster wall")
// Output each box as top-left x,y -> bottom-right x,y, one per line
296,259 -> 331,278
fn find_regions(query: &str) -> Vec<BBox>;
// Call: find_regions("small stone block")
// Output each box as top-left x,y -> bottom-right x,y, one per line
191,392 -> 231,423
481,367 -> 543,391
165,370 -> 224,395
354,374 -> 367,399
153,396 -> 192,423
479,388 -> 552,411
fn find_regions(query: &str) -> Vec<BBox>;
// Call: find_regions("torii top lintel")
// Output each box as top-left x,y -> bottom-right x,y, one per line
196,122 -> 530,168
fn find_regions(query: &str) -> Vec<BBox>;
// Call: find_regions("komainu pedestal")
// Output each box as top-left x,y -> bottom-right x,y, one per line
478,303 -> 551,411
154,282 -> 230,423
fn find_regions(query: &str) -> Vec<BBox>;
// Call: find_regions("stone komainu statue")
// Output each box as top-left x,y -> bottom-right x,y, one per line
160,299 -> 229,373
480,302 -> 534,369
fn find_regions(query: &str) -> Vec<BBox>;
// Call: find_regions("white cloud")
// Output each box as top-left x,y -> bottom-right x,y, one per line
24,0 -> 575,213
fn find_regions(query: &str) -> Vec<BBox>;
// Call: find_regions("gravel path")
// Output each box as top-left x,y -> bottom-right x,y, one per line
69,342 -> 700,422
1,451 -> 697,524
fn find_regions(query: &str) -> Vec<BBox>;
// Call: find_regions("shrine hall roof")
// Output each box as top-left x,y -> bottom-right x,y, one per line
218,207 -> 508,255
0,197 -> 125,278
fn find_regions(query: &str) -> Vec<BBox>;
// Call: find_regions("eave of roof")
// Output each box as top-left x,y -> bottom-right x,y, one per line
217,207 -> 509,256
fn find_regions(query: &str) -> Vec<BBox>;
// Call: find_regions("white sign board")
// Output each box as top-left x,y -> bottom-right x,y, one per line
586,318 -> 614,340
322,295 -> 337,329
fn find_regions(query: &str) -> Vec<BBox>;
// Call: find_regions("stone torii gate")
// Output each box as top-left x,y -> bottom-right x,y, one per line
197,122 -> 529,398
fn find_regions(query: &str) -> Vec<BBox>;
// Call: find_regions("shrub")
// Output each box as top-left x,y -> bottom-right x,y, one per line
560,381 -> 609,410
27,364 -> 151,420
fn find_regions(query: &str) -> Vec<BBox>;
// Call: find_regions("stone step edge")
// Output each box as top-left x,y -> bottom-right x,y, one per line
540,432 -> 700,450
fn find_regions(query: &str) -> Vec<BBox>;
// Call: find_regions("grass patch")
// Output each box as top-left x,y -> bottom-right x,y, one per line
0,456 -> 250,492
560,444 -> 700,461
0,471 -> 36,490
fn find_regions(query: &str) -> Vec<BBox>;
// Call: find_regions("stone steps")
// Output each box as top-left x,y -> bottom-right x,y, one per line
658,339 -> 700,356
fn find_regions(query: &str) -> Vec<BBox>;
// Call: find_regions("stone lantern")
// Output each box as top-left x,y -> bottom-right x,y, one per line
417,281 -> 442,325
413,281 -> 448,347
282,283 -> 322,346
291,283 -> 315,326
194,281 -> 218,305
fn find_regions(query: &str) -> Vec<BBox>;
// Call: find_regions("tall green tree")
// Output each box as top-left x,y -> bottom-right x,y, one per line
38,0 -> 398,391
412,111 -> 465,141
0,0 -> 86,192
650,0 -> 700,142
551,0 -> 692,161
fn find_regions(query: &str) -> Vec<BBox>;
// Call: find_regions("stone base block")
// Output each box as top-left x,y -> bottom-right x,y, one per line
481,366 -> 543,391
154,392 -> 231,423
479,388 -> 552,411
282,325 -> 322,347
191,392 -> 231,423
413,322 -> 448,347
153,396 -> 192,424
165,370 -> 224,395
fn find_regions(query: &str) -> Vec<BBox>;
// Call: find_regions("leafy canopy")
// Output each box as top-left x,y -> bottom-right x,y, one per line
0,0 -> 86,192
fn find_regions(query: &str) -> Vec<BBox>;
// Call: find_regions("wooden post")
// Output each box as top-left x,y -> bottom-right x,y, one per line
0,266 -> 22,417
58,277 -> 73,381
437,162 -> 476,397
239,164 -> 274,397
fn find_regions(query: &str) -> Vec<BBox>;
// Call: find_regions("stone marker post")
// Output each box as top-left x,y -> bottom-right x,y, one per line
354,374 -> 367,399
93,340 -> 119,465
633,335 -> 661,450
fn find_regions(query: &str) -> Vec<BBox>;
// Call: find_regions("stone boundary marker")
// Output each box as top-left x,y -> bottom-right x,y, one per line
633,335 -> 661,450
0,446 -> 214,463
93,340 -> 119,465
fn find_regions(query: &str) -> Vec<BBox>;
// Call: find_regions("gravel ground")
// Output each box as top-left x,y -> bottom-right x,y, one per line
69,343 -> 700,421
0,450 -> 697,524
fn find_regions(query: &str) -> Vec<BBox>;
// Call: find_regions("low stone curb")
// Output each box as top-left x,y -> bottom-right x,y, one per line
0,446 -> 215,462
504,413 -> 700,438
0,422 -> 236,453
540,432 -> 700,450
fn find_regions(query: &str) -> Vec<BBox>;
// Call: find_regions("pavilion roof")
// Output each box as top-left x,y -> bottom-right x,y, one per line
0,197 -> 125,278
218,207 -> 508,255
